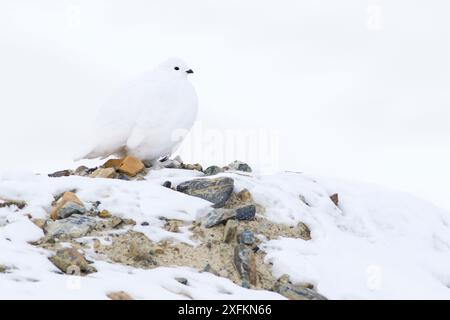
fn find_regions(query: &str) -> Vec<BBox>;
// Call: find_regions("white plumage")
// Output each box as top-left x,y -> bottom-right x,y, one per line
78,58 -> 198,163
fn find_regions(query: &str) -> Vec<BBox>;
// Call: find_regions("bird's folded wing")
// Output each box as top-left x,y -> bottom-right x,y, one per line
126,125 -> 148,150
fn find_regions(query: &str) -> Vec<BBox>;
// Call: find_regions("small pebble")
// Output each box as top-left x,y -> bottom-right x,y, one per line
235,205 -> 256,220
239,230 -> 255,245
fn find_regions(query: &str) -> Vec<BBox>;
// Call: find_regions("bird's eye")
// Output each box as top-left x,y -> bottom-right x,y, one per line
174,67 -> 180,71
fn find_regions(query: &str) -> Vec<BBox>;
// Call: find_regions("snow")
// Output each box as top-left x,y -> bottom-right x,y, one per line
1,169 -> 450,299
260,174 -> 450,299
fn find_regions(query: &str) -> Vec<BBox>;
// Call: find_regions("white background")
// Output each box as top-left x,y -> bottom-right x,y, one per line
0,0 -> 449,209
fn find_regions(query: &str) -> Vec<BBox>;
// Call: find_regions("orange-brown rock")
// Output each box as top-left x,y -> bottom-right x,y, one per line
90,167 -> 116,179
103,158 -> 123,170
99,209 -> 111,218
117,156 -> 145,177
50,192 -> 86,220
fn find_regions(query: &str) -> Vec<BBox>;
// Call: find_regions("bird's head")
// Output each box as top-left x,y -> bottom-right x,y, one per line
157,58 -> 194,79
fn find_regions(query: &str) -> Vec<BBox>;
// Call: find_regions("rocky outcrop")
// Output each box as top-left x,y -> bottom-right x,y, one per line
35,158 -> 329,300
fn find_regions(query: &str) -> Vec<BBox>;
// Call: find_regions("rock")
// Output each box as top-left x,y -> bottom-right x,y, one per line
98,209 -> 111,218
103,158 -> 123,169
32,218 -> 47,229
117,156 -> 145,177
297,222 -> 311,240
0,198 -> 27,209
117,174 -> 131,181
162,181 -> 172,188
90,200 -> 101,211
50,192 -> 86,220
141,221 -> 149,226
203,166 -> 223,176
90,167 -> 116,179
330,193 -> 339,206
299,282 -> 315,290
74,166 -> 90,176
227,160 -> 252,173
156,157 -> 183,169
44,214 -> 97,239
239,230 -> 255,245
0,265 -> 9,273
182,163 -> 203,171
107,291 -> 133,300
237,189 -> 253,203
49,248 -> 96,275
96,216 -> 124,230
176,177 -> 234,208
272,274 -> 324,300
223,220 -> 238,243
48,170 -> 72,178
175,277 -> 188,285
273,282 -> 327,300
235,205 -> 256,221
233,244 -> 257,286
203,208 -> 236,228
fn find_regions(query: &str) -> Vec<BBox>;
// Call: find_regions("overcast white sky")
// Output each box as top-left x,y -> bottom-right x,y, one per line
0,0 -> 449,209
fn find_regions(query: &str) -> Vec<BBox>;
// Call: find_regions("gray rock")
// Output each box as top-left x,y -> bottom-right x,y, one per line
57,202 -> 86,219
239,230 -> 255,245
233,244 -> 257,286
227,161 -> 252,173
223,220 -> 238,243
235,205 -> 256,220
48,170 -> 72,178
74,166 -> 90,176
149,157 -> 183,169
204,166 -> 224,176
175,277 -> 188,285
162,181 -> 172,188
44,214 -> 97,239
203,208 -> 236,228
176,177 -> 234,208
117,174 -> 131,181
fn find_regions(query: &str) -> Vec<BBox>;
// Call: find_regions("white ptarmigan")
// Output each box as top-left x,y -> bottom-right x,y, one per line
77,58 -> 198,165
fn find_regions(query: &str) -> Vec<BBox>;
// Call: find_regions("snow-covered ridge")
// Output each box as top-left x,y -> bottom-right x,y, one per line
1,164 -> 450,299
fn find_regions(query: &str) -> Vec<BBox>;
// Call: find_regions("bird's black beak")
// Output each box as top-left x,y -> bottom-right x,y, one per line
186,69 -> 194,74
